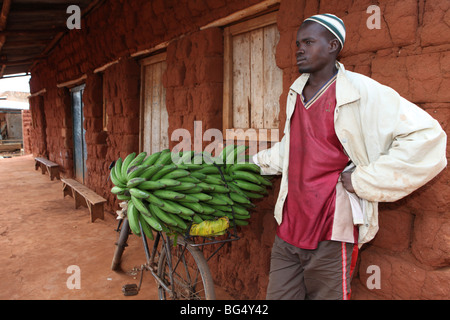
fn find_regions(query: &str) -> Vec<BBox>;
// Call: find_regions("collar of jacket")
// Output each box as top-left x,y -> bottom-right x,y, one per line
289,62 -> 360,107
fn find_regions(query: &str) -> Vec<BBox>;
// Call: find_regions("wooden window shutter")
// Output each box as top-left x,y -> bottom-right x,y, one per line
223,11 -> 282,142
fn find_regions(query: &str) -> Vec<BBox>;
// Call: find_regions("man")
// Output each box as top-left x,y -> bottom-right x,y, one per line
253,14 -> 447,300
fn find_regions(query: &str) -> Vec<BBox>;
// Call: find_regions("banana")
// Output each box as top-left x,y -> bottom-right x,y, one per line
121,152 -> 136,179
111,186 -> 126,195
192,214 -> 204,224
233,219 -> 249,226
153,189 -> 186,200
227,182 -> 247,196
147,210 -> 171,233
197,165 -> 221,175
197,203 -> 215,215
203,175 -> 226,186
149,203 -> 178,226
231,212 -> 250,220
110,165 -> 126,187
142,151 -> 161,166
203,196 -> 228,206
127,164 -> 149,180
138,180 -> 167,190
127,201 -> 141,236
219,144 -> 236,164
210,174 -> 232,182
157,178 -> 182,187
181,201 -> 205,214
178,150 -> 194,164
241,190 -> 265,199
190,171 -> 207,180
208,184 -> 230,194
229,170 -> 261,185
163,199 -> 195,216
182,186 -> 204,194
176,194 -> 201,203
140,164 -> 164,180
117,194 -> 131,201
128,151 -> 147,168
210,204 -> 232,212
197,182 -> 215,192
178,163 -> 204,170
177,176 -> 202,184
131,196 -> 151,216
126,177 -> 146,188
188,192 -> 213,202
168,213 -> 188,230
229,191 -> 251,204
159,199 -> 182,214
228,163 -> 261,174
129,188 -> 151,199
178,212 -> 193,221
225,145 -> 248,165
146,193 -> 165,207
234,145 -> 249,164
114,157 -> 127,184
230,203 -> 249,216
212,208 -> 233,219
210,192 -> 234,205
166,182 -> 196,191
139,209 -> 163,232
254,174 -> 273,187
191,154 -> 205,165
139,214 -> 155,240
150,164 -> 178,181
161,169 -> 190,180
232,179 -> 266,193
197,214 -> 215,221
154,149 -> 173,166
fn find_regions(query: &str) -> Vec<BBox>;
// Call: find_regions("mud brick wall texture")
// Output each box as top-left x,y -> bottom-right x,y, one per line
28,0 -> 449,299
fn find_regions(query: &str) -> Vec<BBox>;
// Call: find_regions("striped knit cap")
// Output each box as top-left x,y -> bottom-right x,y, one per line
304,14 -> 346,50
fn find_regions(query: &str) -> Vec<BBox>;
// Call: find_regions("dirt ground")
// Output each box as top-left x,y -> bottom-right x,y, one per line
0,154 -> 232,300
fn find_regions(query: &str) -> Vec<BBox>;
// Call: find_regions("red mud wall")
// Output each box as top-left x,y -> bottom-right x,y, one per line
28,0 -> 449,300
21,109 -> 32,154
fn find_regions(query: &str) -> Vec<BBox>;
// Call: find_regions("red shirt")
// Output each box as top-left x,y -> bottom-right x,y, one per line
277,76 -> 349,249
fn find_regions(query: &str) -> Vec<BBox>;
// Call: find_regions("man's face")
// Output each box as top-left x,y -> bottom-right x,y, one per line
295,21 -> 336,74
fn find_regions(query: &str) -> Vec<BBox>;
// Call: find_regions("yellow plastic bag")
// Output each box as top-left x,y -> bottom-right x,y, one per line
189,217 -> 230,237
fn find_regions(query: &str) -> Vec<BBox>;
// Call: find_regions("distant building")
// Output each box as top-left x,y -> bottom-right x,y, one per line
0,91 -> 30,153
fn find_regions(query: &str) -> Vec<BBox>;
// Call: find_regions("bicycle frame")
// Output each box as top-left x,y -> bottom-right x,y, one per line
136,219 -> 240,299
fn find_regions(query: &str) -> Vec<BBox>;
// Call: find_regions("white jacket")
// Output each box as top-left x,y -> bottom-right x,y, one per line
255,63 -> 447,246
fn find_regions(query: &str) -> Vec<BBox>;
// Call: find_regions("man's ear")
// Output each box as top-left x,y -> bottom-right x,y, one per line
329,38 -> 340,55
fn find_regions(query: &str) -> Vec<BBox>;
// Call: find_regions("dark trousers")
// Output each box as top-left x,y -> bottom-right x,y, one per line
266,235 -> 358,300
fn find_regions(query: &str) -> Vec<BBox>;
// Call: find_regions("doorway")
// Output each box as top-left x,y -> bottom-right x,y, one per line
71,84 -> 87,183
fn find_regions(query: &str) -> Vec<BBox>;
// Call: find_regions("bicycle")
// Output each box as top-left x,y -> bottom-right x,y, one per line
111,203 -> 240,300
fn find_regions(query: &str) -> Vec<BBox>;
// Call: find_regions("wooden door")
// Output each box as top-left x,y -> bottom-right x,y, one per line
140,53 -> 168,154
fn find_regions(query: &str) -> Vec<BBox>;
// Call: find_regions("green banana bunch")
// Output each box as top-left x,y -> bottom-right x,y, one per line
110,145 -> 272,238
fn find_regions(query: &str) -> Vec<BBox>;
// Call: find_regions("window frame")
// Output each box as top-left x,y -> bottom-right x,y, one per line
223,11 -> 281,143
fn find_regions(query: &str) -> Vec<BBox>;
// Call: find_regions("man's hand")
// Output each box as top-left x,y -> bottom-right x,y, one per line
341,171 -> 355,193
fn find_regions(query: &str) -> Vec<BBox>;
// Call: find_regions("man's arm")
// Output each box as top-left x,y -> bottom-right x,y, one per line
350,94 -> 447,203
253,135 -> 287,175
341,171 -> 355,193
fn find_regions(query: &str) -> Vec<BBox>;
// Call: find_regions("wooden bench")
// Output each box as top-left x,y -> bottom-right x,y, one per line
61,178 -> 106,223
35,157 -> 60,181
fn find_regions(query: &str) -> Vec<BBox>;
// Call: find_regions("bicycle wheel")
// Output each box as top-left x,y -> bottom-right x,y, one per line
111,218 -> 130,271
157,237 -> 216,300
